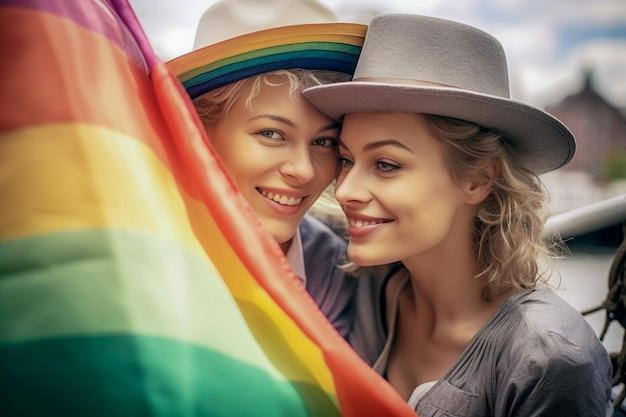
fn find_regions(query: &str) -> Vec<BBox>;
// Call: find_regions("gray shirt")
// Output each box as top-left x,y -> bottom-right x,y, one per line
348,272 -> 613,416
299,215 -> 357,338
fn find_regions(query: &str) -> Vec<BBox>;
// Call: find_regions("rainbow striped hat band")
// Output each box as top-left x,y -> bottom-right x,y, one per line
166,23 -> 367,100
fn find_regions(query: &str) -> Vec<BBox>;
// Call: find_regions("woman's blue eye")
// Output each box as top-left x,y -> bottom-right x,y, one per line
313,138 -> 338,148
259,130 -> 282,140
339,156 -> 354,168
377,161 -> 399,173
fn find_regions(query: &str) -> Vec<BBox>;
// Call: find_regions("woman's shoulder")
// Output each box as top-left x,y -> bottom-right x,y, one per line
514,287 -> 597,335
299,215 -> 348,266
500,287 -> 610,366
484,288 -> 613,413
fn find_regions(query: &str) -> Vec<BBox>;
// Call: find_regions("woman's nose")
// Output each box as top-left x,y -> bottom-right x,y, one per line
279,146 -> 315,183
334,166 -> 370,205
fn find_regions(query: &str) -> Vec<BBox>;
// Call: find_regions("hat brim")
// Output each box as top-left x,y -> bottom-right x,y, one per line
166,23 -> 366,100
303,82 -> 576,174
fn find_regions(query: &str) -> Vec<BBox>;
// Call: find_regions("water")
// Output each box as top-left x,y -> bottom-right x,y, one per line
550,249 -> 624,354
551,249 -> 626,410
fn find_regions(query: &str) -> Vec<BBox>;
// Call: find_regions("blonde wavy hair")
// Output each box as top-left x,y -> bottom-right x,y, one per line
424,114 -> 565,301
192,69 -> 351,127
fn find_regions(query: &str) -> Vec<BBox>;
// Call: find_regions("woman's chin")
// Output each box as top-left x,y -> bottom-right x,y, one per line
347,249 -> 389,268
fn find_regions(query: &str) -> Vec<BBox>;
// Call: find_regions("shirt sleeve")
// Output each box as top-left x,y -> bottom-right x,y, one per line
497,330 -> 613,417
300,215 -> 357,338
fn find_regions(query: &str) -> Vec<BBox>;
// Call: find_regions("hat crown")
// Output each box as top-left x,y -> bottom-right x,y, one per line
354,14 -> 510,98
193,0 -> 338,49
302,13 -> 576,174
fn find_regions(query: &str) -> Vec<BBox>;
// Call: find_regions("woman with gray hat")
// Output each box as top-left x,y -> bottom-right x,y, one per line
304,13 -> 612,415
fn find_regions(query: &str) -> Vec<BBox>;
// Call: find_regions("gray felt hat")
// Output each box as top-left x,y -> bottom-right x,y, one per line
303,14 -> 576,174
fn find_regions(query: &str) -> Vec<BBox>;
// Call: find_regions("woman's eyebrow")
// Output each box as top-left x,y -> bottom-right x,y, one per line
319,122 -> 341,133
247,114 -> 295,128
363,139 -> 411,152
247,115 -> 339,134
337,138 -> 414,155
357,139 -> 414,153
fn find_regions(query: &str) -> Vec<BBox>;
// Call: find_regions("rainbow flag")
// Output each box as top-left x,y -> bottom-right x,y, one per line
0,0 -> 414,416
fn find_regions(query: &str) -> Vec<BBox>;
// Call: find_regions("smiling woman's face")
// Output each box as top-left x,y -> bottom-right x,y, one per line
206,75 -> 340,252
335,111 -> 474,267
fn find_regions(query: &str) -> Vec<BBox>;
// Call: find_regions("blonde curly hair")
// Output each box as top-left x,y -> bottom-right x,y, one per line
424,114 -> 565,301
192,69 -> 350,128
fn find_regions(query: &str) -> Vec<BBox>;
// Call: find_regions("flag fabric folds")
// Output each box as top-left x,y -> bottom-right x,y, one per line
0,0 -> 414,416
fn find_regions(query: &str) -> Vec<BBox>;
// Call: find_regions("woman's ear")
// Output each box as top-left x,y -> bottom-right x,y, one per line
463,160 -> 498,205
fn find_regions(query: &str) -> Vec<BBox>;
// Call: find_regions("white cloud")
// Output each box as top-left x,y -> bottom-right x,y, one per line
519,61 -> 583,108
491,23 -> 561,103
515,38 -> 626,109
539,0 -> 626,25
155,27 -> 196,62
575,40 -> 626,107
129,0 -> 210,58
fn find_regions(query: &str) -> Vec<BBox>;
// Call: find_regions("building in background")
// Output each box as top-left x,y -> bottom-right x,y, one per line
543,69 -> 626,246
547,69 -> 626,182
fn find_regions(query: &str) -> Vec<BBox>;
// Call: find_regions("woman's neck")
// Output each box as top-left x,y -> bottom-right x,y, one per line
279,238 -> 292,254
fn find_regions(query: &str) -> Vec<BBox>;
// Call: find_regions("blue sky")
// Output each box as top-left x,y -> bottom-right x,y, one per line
129,0 -> 626,110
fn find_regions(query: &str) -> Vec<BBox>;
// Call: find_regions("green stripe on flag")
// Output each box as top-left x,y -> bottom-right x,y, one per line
0,229 -> 262,364
0,229 -> 341,416
0,334 -> 311,417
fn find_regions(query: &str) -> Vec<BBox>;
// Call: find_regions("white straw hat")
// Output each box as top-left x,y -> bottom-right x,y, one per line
303,14 -> 576,174
193,0 -> 339,48
166,0 -> 366,100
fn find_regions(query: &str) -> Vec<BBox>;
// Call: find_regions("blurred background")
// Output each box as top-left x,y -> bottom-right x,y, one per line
130,0 -> 626,399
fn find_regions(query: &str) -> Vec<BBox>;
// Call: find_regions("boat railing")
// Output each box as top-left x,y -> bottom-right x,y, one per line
551,194 -> 626,411
545,193 -> 626,239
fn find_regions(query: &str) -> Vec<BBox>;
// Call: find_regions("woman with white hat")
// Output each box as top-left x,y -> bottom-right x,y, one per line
166,0 -> 366,337
304,14 -> 613,415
